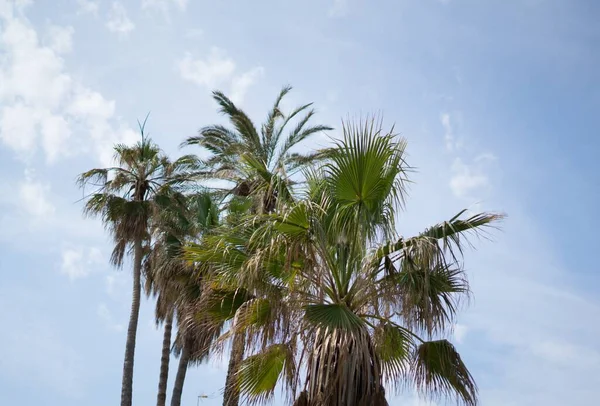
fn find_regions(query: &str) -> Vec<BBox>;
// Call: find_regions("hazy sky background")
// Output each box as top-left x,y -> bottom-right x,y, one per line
1,0 -> 599,405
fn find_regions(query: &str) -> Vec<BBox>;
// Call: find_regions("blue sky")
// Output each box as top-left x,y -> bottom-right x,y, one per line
0,0 -> 599,405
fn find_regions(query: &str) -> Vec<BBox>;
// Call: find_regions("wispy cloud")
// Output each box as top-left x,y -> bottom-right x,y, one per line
177,47 -> 264,104
60,245 -> 103,280
177,47 -> 236,89
45,24 -> 74,54
449,157 -> 490,199
97,303 -> 124,332
142,0 -> 188,19
76,0 -> 99,15
106,2 -> 134,37
328,0 -> 348,17
230,67 -> 265,105
18,171 -> 55,218
440,112 -> 461,151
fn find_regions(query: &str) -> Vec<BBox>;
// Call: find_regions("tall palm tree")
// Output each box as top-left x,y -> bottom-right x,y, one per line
78,125 -> 199,406
182,86 -> 332,406
182,85 -> 333,214
188,119 -> 504,406
146,191 -> 220,406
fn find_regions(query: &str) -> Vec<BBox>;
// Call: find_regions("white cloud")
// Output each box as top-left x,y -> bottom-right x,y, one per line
450,158 -> 490,198
475,152 -> 497,162
0,6 -> 137,164
0,103 -> 38,154
46,25 -> 74,54
97,303 -> 124,332
0,0 -> 31,19
177,47 -> 236,89
142,0 -> 188,17
440,112 -> 461,151
60,246 -> 103,280
0,17 -> 72,110
40,112 -> 72,162
328,0 -> 348,17
177,47 -> 263,104
106,2 -> 134,37
18,172 -> 55,217
67,85 -> 138,166
76,0 -> 99,15
230,66 -> 265,105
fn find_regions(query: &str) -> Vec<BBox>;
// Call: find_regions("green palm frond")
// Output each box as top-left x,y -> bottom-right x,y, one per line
412,340 -> 477,406
305,304 -> 365,331
235,298 -> 272,330
212,90 -> 263,158
325,118 -> 409,242
261,86 -> 290,161
237,344 -> 295,405
376,211 -> 504,264
204,288 -> 253,322
373,323 -> 415,383
401,263 -> 469,334
284,149 -> 335,175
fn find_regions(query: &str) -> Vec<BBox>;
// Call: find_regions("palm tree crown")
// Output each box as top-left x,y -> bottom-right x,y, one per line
182,86 -> 333,213
187,118 -> 503,406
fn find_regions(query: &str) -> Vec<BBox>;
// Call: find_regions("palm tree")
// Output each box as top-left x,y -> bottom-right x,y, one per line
188,119 -> 503,405
146,191 -> 220,406
78,124 -> 199,406
182,85 -> 333,214
182,86 -> 332,406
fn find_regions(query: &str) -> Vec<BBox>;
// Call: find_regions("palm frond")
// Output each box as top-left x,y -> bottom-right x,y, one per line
262,86 -> 290,161
212,90 -> 263,160
412,340 -> 477,406
305,304 -> 365,331
325,118 -> 409,243
373,322 -> 415,385
237,344 -> 295,405
376,211 -> 504,264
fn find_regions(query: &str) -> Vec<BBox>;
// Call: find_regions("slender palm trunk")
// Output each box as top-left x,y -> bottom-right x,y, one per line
121,238 -> 143,406
223,328 -> 245,406
157,311 -> 174,406
170,338 -> 191,406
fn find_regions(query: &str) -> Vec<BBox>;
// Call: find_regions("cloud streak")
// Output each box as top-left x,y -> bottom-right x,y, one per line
177,47 -> 264,105
106,2 -> 134,37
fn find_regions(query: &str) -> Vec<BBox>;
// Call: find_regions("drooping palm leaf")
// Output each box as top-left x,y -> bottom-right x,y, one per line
237,344 -> 295,405
412,339 -> 477,406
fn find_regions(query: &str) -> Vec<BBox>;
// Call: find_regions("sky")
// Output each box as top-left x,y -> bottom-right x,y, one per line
0,0 -> 599,405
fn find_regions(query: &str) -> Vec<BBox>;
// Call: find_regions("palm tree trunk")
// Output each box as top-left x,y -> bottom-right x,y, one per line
170,338 -> 191,406
223,328 -> 245,406
121,238 -> 143,406
157,310 -> 174,406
